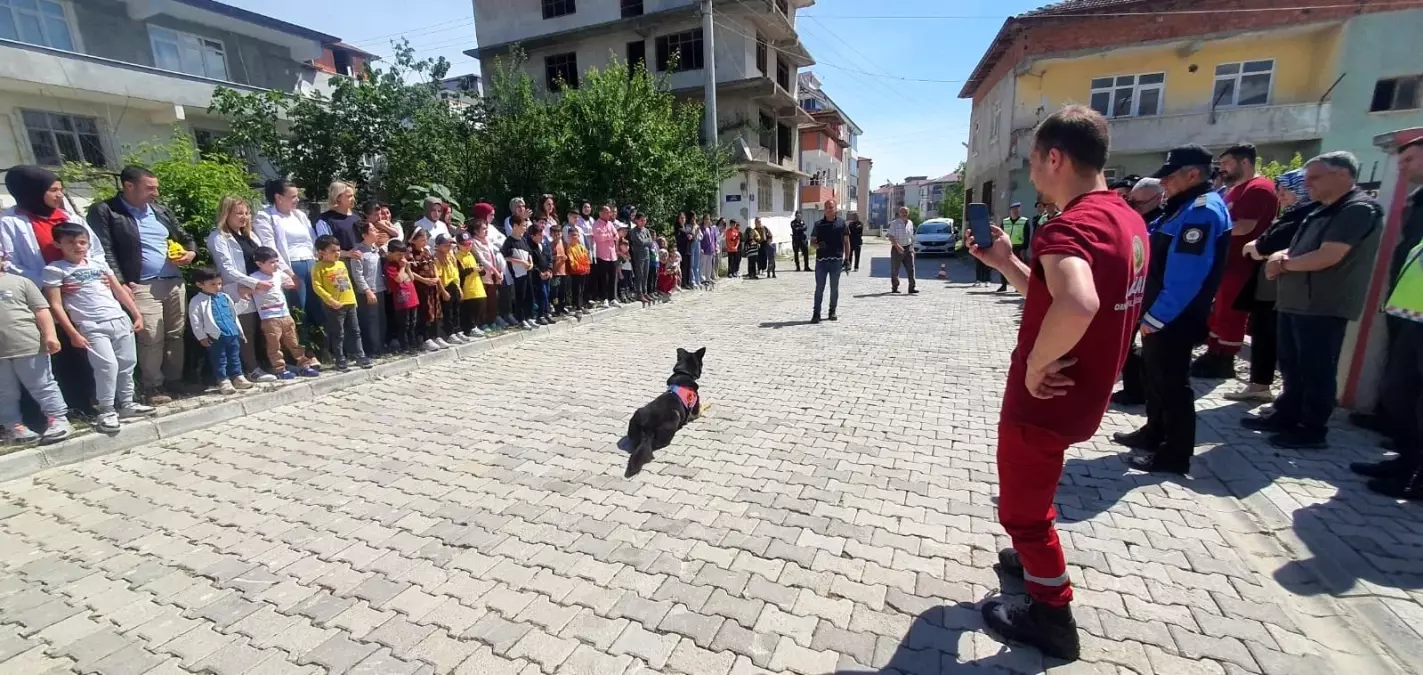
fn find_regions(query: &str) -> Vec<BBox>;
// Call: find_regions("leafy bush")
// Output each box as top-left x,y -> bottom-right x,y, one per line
1259,153 -> 1305,181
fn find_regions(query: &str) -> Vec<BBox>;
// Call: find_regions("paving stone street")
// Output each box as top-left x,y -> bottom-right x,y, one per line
1,241 -> 1419,674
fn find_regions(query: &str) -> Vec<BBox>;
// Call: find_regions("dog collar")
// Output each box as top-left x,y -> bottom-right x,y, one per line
668,385 -> 697,410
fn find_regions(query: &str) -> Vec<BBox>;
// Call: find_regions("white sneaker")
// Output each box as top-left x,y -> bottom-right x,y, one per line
95,411 -> 120,433
232,375 -> 253,390
466,328 -> 484,338
447,334 -> 466,344
39,417 -> 70,444
218,380 -> 237,395
424,339 -> 440,352
1223,386 -> 1275,403
249,370 -> 277,383
435,338 -> 453,349
118,403 -> 156,419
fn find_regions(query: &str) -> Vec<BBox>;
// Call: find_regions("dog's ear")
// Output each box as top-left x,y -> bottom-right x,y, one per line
676,348 -> 688,359
694,347 -> 706,360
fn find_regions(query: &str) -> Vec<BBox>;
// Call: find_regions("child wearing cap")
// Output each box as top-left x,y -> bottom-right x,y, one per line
434,234 -> 466,344
454,231 -> 486,339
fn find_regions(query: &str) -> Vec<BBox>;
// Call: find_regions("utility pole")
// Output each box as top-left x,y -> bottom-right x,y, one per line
701,0 -> 717,147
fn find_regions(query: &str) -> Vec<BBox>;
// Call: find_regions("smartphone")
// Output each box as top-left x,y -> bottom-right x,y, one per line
967,203 -> 992,250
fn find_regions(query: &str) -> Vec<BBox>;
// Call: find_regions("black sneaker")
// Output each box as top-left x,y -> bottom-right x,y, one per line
1111,428 -> 1160,450
1368,467 -> 1423,500
1189,352 -> 1236,379
981,598 -> 1080,662
1268,430 -> 1327,450
810,315 -> 821,324
357,357 -> 374,369
891,288 -> 901,294
995,548 -> 1024,579
827,313 -> 838,321
907,288 -> 919,295
1241,413 -> 1296,433
1351,457 -> 1409,478
335,360 -> 350,372
1125,451 -> 1189,475
1109,389 -> 1145,406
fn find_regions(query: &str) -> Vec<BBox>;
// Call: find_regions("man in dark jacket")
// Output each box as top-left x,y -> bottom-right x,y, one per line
86,165 -> 195,404
847,212 -> 865,271
790,216 -> 809,272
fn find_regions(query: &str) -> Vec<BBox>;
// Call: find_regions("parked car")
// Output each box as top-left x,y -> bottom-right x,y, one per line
913,218 -> 957,256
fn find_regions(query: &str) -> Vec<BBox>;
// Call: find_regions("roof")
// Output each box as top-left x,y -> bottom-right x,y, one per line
172,0 -> 339,43
957,0 -> 1148,99
930,172 -> 960,183
329,42 -> 380,59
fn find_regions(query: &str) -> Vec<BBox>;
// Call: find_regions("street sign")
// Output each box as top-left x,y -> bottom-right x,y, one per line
725,195 -> 742,202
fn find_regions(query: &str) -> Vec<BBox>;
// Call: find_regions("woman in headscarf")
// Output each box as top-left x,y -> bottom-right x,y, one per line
1225,168 -> 1313,403
0,165 -> 109,420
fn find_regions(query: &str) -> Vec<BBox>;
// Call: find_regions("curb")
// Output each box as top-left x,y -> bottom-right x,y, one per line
0,279 -> 739,484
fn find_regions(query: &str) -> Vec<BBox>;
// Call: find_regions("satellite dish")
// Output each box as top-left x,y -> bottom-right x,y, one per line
736,137 -> 753,162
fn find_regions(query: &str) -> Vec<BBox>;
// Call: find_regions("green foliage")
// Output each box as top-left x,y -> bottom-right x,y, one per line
405,183 -> 464,224
210,43 -> 731,228
906,206 -> 922,224
936,162 -> 966,222
1259,153 -> 1305,181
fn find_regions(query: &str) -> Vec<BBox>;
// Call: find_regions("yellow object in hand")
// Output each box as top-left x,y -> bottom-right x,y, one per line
166,239 -> 186,261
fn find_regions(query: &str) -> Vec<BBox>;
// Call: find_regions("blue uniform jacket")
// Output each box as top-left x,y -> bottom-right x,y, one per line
1141,186 -> 1231,334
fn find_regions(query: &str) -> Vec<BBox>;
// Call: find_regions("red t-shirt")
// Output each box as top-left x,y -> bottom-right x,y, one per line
26,209 -> 71,263
1001,191 -> 1149,444
1223,175 -> 1279,273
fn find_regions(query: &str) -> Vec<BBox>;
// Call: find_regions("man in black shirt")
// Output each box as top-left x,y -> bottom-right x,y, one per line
790,216 -> 810,271
848,212 -> 866,271
810,198 -> 852,323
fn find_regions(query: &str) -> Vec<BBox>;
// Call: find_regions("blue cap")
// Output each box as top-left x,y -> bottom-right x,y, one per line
1010,202 -> 1022,208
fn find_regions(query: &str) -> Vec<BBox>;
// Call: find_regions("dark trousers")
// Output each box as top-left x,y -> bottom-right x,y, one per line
1247,308 -> 1278,386
324,304 -> 363,362
441,283 -> 462,336
481,286 -> 498,326
679,249 -> 693,288
890,247 -> 916,291
392,307 -> 417,348
813,258 -> 842,316
632,255 -> 649,297
512,275 -> 532,321
744,251 -> 759,277
851,243 -> 862,270
975,258 -> 993,283
356,291 -> 386,357
1119,328 -> 1144,399
564,274 -> 586,309
792,239 -> 810,270
728,252 -> 740,276
497,278 -> 514,318
593,260 -> 618,301
1274,312 -> 1348,438
1141,326 -> 1196,463
532,276 -> 550,317
1381,318 -> 1423,458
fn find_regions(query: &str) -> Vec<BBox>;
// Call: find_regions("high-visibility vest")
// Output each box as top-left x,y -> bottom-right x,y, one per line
1385,242 -> 1423,323
1003,217 -> 1029,246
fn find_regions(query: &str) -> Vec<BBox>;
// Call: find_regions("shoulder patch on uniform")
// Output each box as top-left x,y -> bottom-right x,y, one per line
1176,225 -> 1208,255
1194,195 -> 1209,207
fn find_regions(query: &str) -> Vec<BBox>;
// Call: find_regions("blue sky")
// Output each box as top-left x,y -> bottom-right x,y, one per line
225,0 -> 1046,188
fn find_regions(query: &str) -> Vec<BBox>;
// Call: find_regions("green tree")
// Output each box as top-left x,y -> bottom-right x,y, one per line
1259,152 -> 1305,181
937,162 -> 966,222
906,206 -> 922,223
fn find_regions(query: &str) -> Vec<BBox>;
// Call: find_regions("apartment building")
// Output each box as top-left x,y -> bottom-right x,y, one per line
796,71 -> 861,224
0,0 -> 364,195
854,156 -> 872,223
918,172 -> 959,219
468,0 -> 816,238
959,0 -> 1423,218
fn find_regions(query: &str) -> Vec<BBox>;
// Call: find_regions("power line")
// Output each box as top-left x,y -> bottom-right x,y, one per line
800,1 -> 1423,20
801,16 -> 943,106
345,16 -> 474,47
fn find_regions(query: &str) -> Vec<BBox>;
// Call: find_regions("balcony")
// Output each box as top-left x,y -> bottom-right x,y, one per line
801,184 -> 835,205
0,38 -> 268,121
1104,103 -> 1331,155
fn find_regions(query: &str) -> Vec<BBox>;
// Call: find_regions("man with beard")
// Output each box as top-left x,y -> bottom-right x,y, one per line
1113,145 -> 1230,474
1191,144 -> 1279,379
1111,177 -> 1165,407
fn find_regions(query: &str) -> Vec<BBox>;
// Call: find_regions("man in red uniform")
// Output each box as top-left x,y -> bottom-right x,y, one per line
1191,143 -> 1278,379
968,105 -> 1149,661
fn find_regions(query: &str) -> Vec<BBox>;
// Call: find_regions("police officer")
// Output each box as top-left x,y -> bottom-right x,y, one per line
997,203 -> 1030,292
790,215 -> 810,272
1112,145 -> 1231,474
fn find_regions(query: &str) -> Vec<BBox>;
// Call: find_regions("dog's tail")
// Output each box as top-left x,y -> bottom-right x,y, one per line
625,435 -> 654,478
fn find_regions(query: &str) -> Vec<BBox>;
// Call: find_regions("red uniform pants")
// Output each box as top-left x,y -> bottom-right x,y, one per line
996,422 -> 1073,607
1207,266 -> 1252,356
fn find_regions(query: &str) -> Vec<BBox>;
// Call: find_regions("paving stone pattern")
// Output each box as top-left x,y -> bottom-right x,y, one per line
0,243 -> 1414,674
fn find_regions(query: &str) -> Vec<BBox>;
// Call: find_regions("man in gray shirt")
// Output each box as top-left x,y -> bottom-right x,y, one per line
1242,151 -> 1383,449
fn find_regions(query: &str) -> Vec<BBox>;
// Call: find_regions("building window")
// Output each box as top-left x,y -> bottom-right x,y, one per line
1213,60 -> 1273,108
149,26 -> 229,80
755,34 -> 767,74
1103,167 -> 1121,181
620,0 -> 643,18
332,48 -> 354,77
0,0 -> 74,50
784,179 -> 796,213
757,175 -> 772,209
626,40 -> 646,73
544,52 -> 578,91
1089,73 -> 1164,118
758,111 -> 774,151
989,102 -> 1001,142
777,123 -> 792,161
22,110 -> 106,167
1371,75 -> 1422,113
775,58 -> 791,91
655,29 -> 703,72
193,129 -> 224,155
542,0 -> 575,19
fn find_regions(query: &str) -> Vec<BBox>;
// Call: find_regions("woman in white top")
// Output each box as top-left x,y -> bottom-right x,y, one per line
251,178 -> 324,348
207,196 -> 277,382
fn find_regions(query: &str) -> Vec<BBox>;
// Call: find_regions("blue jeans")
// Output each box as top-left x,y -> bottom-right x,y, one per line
1274,312 -> 1347,437
690,249 -> 702,284
813,258 -> 842,316
207,334 -> 243,381
287,258 -> 324,344
533,276 -> 551,316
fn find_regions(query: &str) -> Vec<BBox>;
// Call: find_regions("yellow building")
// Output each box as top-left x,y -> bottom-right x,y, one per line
958,0 -> 1388,217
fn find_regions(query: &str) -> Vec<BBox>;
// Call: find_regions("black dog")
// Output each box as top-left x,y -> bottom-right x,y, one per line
625,347 -> 705,478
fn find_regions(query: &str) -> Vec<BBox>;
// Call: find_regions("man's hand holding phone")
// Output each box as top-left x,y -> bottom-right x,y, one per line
966,224 -> 1014,270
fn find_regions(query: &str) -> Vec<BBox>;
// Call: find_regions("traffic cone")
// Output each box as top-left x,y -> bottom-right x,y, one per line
937,264 -> 947,280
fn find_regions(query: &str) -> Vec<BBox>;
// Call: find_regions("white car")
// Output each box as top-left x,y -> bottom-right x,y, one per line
912,219 -> 957,256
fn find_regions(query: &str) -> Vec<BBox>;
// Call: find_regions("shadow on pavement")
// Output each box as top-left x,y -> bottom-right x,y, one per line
757,319 -> 817,329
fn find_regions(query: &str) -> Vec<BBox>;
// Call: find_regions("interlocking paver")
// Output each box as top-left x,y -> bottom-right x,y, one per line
0,246 -> 1408,675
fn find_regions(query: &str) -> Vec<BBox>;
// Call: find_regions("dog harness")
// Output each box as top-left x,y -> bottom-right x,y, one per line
668,385 -> 698,410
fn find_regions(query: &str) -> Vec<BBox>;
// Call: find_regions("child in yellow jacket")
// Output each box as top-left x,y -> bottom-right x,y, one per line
312,235 -> 369,371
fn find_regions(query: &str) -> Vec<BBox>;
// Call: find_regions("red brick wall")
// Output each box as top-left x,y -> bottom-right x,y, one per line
970,0 -> 1417,103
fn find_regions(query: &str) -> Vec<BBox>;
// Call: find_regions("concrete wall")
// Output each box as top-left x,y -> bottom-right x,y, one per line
473,0 -> 697,49
79,0 -> 303,92
1323,10 -> 1423,183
